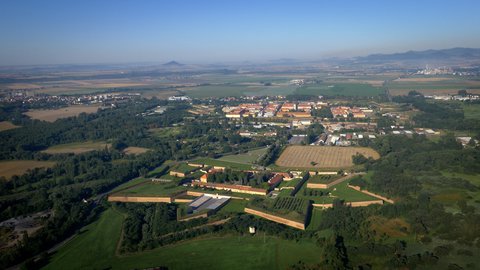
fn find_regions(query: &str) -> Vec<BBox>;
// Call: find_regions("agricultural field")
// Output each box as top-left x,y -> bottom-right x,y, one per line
122,146 -> 150,155
387,77 -> 480,96
250,197 -> 310,223
0,160 -> 56,179
45,208 -> 324,270
217,147 -> 268,164
0,121 -> 20,132
24,104 -> 102,122
275,146 -> 380,169
273,197 -> 310,214
42,141 -> 110,154
295,83 -> 383,97
180,83 -> 298,98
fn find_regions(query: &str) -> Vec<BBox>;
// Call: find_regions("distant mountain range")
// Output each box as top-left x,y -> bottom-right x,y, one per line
163,61 -> 183,66
356,48 -> 480,64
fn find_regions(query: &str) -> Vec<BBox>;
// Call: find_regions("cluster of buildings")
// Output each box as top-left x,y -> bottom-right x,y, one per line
0,91 -> 141,105
416,66 -> 453,75
168,95 -> 191,101
330,106 -> 373,119
424,94 -> 480,101
313,132 -> 376,146
188,162 -> 296,196
223,101 -> 323,119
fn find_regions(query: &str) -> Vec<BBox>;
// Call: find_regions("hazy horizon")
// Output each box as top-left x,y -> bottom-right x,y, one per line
1,0 -> 480,66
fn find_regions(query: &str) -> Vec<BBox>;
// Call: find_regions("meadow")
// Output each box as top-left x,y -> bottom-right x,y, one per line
24,105 -> 102,122
42,141 -> 110,154
44,208 -> 324,270
0,160 -> 56,179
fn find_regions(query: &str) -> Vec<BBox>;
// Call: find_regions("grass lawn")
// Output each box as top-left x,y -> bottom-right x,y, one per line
44,208 -> 124,270
308,174 -> 341,184
45,208 -> 323,270
295,83 -> 383,97
462,103 -> 480,119
192,158 -> 254,170
297,181 -> 378,203
307,208 -> 323,231
171,163 -> 197,174
110,177 -> 150,193
218,199 -> 248,214
117,182 -> 186,196
217,147 -> 268,164
42,141 -> 110,154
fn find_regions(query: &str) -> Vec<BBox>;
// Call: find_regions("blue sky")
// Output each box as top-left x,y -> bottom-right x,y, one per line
0,0 -> 479,65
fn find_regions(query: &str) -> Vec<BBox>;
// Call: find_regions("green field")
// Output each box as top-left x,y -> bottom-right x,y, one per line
217,147 -> 268,164
192,158 -> 254,170
42,141 -> 110,154
149,127 -> 181,138
182,83 -> 299,98
295,83 -> 383,97
307,208 -> 324,231
45,208 -> 324,270
116,182 -> 185,196
297,181 -> 378,203
462,104 -> 480,119
308,174 -> 341,184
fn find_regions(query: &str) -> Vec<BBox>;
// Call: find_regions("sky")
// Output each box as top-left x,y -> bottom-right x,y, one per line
0,0 -> 479,65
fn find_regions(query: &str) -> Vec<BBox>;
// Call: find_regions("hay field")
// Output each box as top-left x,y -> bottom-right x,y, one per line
0,121 -> 20,132
275,146 -> 380,168
0,160 -> 56,179
24,105 -> 102,122
42,141 -> 110,154
123,147 -> 150,155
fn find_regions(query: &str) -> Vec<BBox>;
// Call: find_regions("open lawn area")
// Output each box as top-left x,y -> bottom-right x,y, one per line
276,146 -> 379,169
42,141 -> 110,154
24,104 -> 102,122
462,103 -> 480,120
0,160 -> 56,179
191,158 -> 255,170
0,121 -> 20,132
45,208 -> 323,270
295,83 -> 383,97
297,181 -> 378,204
218,147 -> 268,164
116,182 -> 185,196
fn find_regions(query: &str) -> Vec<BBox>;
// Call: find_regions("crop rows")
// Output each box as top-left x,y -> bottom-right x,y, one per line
273,197 -> 309,214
